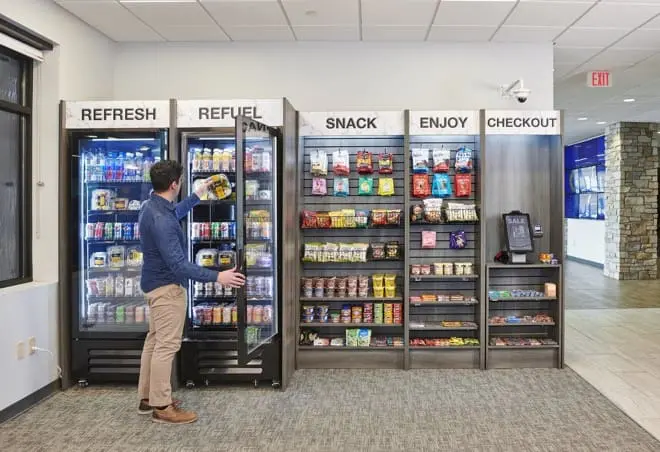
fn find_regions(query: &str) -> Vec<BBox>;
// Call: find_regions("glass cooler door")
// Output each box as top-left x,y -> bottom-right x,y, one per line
235,116 -> 279,364
74,133 -> 166,337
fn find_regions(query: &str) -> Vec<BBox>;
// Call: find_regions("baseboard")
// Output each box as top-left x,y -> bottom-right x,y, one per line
567,256 -> 604,269
0,380 -> 60,424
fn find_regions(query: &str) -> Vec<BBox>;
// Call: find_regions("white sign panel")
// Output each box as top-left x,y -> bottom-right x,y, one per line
409,111 -> 480,135
299,111 -> 404,136
65,101 -> 170,129
485,110 -> 561,135
177,99 -> 283,128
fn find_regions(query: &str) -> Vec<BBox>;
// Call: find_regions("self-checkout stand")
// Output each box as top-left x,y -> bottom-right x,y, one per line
171,98 -> 299,390
294,109 -> 564,371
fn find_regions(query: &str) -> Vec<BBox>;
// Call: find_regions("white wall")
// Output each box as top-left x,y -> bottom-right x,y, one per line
113,42 -> 554,110
0,0 -> 114,411
567,218 -> 605,266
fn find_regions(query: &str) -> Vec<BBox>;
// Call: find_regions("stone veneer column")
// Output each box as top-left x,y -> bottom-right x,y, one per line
604,122 -> 659,280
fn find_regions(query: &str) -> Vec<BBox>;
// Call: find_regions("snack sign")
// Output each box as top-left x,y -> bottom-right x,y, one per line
299,111 -> 405,136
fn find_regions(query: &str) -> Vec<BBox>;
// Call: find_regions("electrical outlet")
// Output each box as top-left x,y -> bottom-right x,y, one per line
16,341 -> 25,360
28,337 -> 36,354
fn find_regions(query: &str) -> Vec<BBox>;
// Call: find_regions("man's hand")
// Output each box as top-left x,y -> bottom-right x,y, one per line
194,177 -> 214,199
217,267 -> 246,288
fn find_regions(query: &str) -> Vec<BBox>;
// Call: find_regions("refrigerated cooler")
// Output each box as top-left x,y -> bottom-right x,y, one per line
59,100 -> 170,386
178,112 -> 285,388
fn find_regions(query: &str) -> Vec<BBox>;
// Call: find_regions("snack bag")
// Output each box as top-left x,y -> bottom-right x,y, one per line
432,147 -> 451,173
332,149 -> 350,176
421,230 -> 436,249
412,148 -> 430,174
432,173 -> 452,198
385,241 -> 400,260
378,152 -> 393,174
346,329 -> 359,347
357,329 -> 371,347
423,199 -> 443,223
312,177 -> 327,196
310,150 -> 328,176
455,147 -> 473,173
450,230 -> 467,249
356,150 -> 374,174
371,209 -> 388,226
378,178 -> 395,196
333,177 -> 349,197
412,174 -> 430,198
358,177 -> 374,195
410,203 -> 424,223
455,173 -> 472,197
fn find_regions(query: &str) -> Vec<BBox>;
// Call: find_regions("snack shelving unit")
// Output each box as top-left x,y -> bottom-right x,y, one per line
482,111 -> 565,369
296,112 -> 406,369
405,110 -> 484,369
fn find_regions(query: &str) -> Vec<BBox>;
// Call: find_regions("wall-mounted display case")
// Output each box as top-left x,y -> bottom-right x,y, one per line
565,136 -> 605,220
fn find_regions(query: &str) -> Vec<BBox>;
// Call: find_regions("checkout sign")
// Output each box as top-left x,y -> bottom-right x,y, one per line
485,111 -> 561,135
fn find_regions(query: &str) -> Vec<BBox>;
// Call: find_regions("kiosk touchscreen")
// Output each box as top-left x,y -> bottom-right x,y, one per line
502,211 -> 534,264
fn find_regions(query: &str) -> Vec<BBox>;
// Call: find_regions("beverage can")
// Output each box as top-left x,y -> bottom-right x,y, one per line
205,281 -> 215,296
192,222 -> 200,240
223,305 -> 232,324
125,305 -> 135,324
229,222 -> 236,239
114,222 -> 123,240
224,286 -> 233,297
202,223 -> 210,240
194,281 -> 204,297
246,276 -> 255,297
86,223 -> 95,240
231,305 -> 237,324
105,223 -> 114,240
94,222 -> 104,240
212,222 -> 221,240
192,306 -> 203,326
133,223 -> 140,240
261,222 -> 272,240
220,222 -> 229,239
246,305 -> 253,324
123,223 -> 133,241
212,306 -> 223,324
263,305 -> 273,324
263,277 -> 273,298
135,305 -> 145,323
87,303 -> 98,324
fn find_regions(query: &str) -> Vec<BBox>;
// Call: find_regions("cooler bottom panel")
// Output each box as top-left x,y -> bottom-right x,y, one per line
72,339 -> 146,384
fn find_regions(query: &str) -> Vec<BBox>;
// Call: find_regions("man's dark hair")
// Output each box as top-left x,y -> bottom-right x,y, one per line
150,160 -> 183,192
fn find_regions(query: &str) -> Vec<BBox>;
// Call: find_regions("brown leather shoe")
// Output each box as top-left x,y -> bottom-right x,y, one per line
152,405 -> 198,425
138,399 -> 182,415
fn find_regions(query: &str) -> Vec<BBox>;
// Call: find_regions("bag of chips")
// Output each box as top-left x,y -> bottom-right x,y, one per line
432,147 -> 451,173
378,152 -> 393,174
386,209 -> 401,225
310,150 -> 328,176
385,241 -> 400,260
455,147 -> 473,173
311,177 -> 327,196
378,178 -> 395,196
371,242 -> 386,260
450,230 -> 467,249
423,199 -> 443,224
356,150 -> 373,174
371,209 -> 388,226
432,173 -> 452,198
301,210 -> 318,228
421,230 -> 436,249
332,149 -> 350,176
410,204 -> 424,223
412,148 -> 430,174
412,174 -> 430,198
358,177 -> 374,195
455,173 -> 471,197
333,177 -> 349,197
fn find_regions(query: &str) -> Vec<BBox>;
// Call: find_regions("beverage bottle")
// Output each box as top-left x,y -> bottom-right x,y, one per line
143,155 -> 153,182
133,222 -> 140,240
124,152 -> 135,181
135,152 -> 143,181
83,150 -> 95,182
96,151 -> 106,182
115,152 -> 125,182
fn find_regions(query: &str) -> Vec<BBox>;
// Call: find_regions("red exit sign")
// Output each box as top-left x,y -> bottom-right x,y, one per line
587,71 -> 611,87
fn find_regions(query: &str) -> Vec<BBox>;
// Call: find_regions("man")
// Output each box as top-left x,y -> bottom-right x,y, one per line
137,160 -> 245,424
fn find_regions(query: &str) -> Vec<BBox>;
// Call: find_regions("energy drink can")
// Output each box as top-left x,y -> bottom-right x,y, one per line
220,222 -> 229,239
133,223 -> 140,240
205,281 -> 215,296
211,222 -> 220,240
86,223 -> 95,240
116,305 -> 125,324
105,223 -> 114,240
114,222 -> 123,240
123,223 -> 133,241
194,281 -> 204,297
95,222 -> 104,240
229,222 -> 236,239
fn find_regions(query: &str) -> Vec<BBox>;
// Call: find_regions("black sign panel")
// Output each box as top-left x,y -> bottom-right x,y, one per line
502,212 -> 534,253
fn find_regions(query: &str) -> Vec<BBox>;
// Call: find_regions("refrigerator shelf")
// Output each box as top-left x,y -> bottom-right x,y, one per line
87,267 -> 141,275
88,210 -> 140,215
488,322 -> 556,327
298,346 -> 404,351
191,170 -> 236,177
300,297 -> 403,302
193,296 -> 237,302
86,240 -> 140,245
197,199 -> 237,206
489,297 -> 557,302
246,201 -> 273,208
300,323 -> 402,328
85,181 -> 151,186
80,324 -> 148,332
410,275 -> 479,282
87,296 -> 145,302
191,239 -> 236,244
410,301 -> 479,306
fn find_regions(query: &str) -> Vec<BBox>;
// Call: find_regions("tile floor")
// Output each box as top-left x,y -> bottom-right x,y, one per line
566,308 -> 660,441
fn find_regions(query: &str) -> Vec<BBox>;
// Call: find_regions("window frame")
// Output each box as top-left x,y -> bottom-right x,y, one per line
0,44 -> 33,288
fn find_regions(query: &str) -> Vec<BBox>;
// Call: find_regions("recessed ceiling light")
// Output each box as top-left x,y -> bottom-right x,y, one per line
577,117 -> 588,121
623,98 -> 636,103
597,121 -> 606,125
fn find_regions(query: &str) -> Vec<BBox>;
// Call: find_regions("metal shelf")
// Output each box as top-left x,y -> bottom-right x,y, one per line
88,210 -> 140,215
488,322 -> 556,327
409,325 -> 479,331
86,240 -> 140,245
85,181 -> 151,186
489,297 -> 557,302
300,297 -> 403,302
300,323 -> 402,328
87,296 -> 145,303
487,263 -> 561,269
409,346 -> 480,350
488,345 -> 559,350
298,346 -> 403,351
410,301 -> 479,306
410,274 -> 478,281
80,324 -> 148,333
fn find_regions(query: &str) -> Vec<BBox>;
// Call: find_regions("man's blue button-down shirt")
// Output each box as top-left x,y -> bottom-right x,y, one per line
139,192 -> 217,294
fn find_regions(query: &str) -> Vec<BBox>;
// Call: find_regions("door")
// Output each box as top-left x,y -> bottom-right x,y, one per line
235,116 -> 280,365
71,130 -> 167,339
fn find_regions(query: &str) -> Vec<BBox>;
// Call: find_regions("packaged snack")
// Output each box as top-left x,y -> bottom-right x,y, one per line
411,148 -> 430,174
332,149 -> 350,176
384,274 -> 396,289
378,178 -> 395,196
357,329 -> 371,347
386,210 -> 401,225
90,252 -> 107,268
330,312 -> 341,323
412,174 -> 431,198
113,198 -> 128,210
311,177 -> 327,196
333,177 -> 349,197
91,189 -> 116,211
316,213 -> 332,229
421,230 -> 436,249
316,305 -> 329,323
371,243 -> 386,260
301,210 -> 318,229
371,209 -> 388,226
115,275 -> 124,297
423,198 -> 443,224
455,173 -> 472,197
385,286 -> 396,298
433,263 -> 444,275
432,147 -> 451,173
445,202 -> 479,222
210,173 -> 232,200
410,265 -> 421,276
455,147 -> 473,173
358,177 -> 374,195
352,305 -> 363,323
245,180 -> 259,200
325,277 -> 337,297
432,173 -> 452,198
356,150 -> 373,174
420,265 -> 432,275
196,248 -> 217,267
363,303 -> 373,323
355,210 -> 369,228
313,338 -> 330,347
449,230 -> 467,249
374,303 -> 384,323
301,277 -> 313,298
443,262 -> 454,275
410,203 -> 424,223
310,149 -> 328,176
341,305 -> 352,323
385,241 -> 400,260
346,328 -> 359,347
126,246 -> 143,267
107,246 -> 126,268
378,152 -> 393,174
330,338 -> 345,347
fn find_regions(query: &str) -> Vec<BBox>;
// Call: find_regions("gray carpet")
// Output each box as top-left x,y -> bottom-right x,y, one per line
1,369 -> 659,452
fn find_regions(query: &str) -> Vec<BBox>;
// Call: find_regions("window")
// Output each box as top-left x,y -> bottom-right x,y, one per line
0,45 -> 32,287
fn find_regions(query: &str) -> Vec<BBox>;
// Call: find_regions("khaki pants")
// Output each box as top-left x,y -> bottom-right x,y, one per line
137,284 -> 186,407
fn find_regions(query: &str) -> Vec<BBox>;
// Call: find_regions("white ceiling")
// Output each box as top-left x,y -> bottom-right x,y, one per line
53,0 -> 660,143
